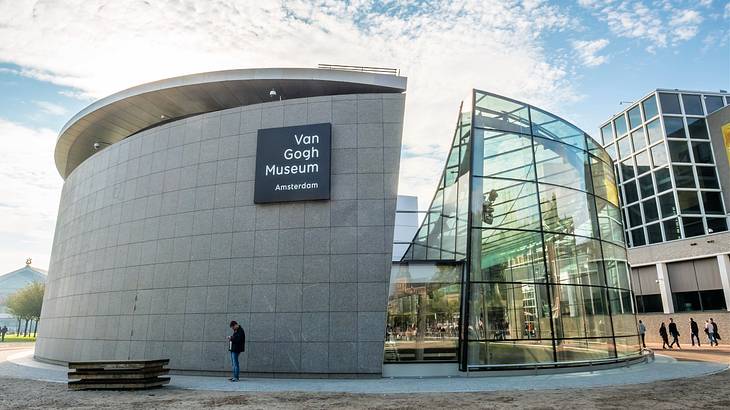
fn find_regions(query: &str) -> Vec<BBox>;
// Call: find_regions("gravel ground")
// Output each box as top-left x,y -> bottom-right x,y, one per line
0,368 -> 729,409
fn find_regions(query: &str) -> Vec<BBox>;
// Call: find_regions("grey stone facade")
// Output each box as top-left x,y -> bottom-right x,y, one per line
35,93 -> 405,376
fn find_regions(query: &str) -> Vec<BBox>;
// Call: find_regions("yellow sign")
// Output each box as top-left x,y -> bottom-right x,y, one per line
723,123 -> 730,168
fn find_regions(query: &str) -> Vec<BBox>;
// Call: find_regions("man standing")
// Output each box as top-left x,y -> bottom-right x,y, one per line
638,320 -> 646,348
0,326 -> 6,342
690,318 -> 700,347
668,318 -> 681,349
227,320 -> 245,382
706,320 -> 717,346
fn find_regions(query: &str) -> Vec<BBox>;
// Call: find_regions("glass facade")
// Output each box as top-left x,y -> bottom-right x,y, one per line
391,90 -> 641,370
599,90 -> 730,247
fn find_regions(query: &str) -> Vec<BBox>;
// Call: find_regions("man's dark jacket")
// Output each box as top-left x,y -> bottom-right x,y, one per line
691,320 -> 699,334
668,322 -> 679,337
230,327 -> 245,353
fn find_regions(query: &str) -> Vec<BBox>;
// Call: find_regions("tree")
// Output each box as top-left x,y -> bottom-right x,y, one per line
5,282 -> 45,337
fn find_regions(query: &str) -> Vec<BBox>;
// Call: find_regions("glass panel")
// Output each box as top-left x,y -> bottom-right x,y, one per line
650,143 -> 668,167
531,108 -> 586,150
697,166 -> 720,189
631,228 -> 646,246
682,216 -> 705,237
605,143 -> 617,161
617,136 -> 632,159
643,198 -> 659,223
682,94 -> 704,115
692,142 -> 714,164
646,223 -> 663,244
467,340 -> 554,366
609,289 -> 637,336
587,137 -> 612,165
556,338 -> 614,362
480,129 -> 535,180
664,117 -> 686,138
700,289 -> 727,310
616,336 -> 641,357
701,191 -> 725,215
655,167 -> 672,192
646,119 -> 662,144
704,95 -> 724,114
673,291 -> 701,312
669,140 -> 690,162
658,192 -> 677,217
533,136 -> 592,192
659,92 -> 682,114
539,184 -> 599,238
473,229 -> 546,283
474,92 -> 530,134
631,128 -> 646,151
664,218 -> 681,240
678,191 -> 701,213
614,115 -> 628,137
600,123 -> 614,145
638,174 -> 654,198
385,263 -> 461,362
624,180 -> 639,204
544,233 -> 606,286
635,150 -> 651,175
596,198 -> 624,245
602,242 -> 630,289
478,177 -> 541,230
707,217 -> 728,233
620,159 -> 635,180
673,165 -> 696,188
642,95 -> 659,120
628,105 -> 642,129
628,204 -> 642,226
590,156 -> 619,206
551,284 -> 612,340
686,117 -> 708,139
468,283 -> 552,340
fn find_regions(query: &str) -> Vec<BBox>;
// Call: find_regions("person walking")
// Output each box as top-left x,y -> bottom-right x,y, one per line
690,318 -> 700,347
659,322 -> 670,349
705,320 -> 717,346
0,326 -> 6,342
711,318 -> 721,345
227,320 -> 245,382
668,318 -> 681,349
638,320 -> 647,348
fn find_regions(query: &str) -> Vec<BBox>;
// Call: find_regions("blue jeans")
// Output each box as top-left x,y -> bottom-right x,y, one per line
230,351 -> 240,380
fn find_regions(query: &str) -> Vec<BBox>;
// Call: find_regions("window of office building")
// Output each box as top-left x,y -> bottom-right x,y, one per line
669,140 -> 691,163
691,142 -> 714,164
681,94 -> 704,115
628,105 -> 643,129
646,119 -> 662,144
687,117 -> 709,139
638,174 -> 654,198
655,168 -> 672,192
663,218 -> 681,240
668,259 -> 727,312
615,115 -> 628,137
704,95 -> 724,114
673,165 -> 695,188
696,166 -> 720,189
600,123 -> 614,145
650,143 -> 668,167
664,117 -> 686,138
658,192 -> 677,217
642,96 -> 659,120
659,93 -> 682,114
682,216 -> 705,237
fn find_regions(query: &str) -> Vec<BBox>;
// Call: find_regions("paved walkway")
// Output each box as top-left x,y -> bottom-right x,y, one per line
1,348 -> 727,394
645,342 -> 730,364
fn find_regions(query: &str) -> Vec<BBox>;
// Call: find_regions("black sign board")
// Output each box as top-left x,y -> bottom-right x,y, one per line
254,123 -> 331,203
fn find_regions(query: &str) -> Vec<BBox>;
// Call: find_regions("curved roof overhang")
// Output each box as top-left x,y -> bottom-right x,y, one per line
55,68 -> 407,178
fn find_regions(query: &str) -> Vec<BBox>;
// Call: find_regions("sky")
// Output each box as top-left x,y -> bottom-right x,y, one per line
0,0 -> 728,273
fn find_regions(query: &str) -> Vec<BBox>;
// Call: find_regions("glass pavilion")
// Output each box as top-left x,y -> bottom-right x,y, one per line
386,91 -> 641,371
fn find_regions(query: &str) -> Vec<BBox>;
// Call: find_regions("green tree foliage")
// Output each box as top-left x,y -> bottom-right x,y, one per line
5,282 -> 45,336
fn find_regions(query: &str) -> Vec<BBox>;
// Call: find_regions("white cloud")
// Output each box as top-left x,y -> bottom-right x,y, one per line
0,119 -> 62,273
572,39 -> 610,66
33,100 -> 68,116
0,0 -> 588,247
581,1 -> 705,51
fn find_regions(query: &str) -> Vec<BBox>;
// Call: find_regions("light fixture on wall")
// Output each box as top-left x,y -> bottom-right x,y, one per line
93,141 -> 111,150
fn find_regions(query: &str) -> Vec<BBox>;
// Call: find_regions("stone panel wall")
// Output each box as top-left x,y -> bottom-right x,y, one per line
36,93 -> 405,376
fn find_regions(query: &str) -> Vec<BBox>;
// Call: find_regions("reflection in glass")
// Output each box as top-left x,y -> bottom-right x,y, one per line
646,119 -> 662,144
638,174 -> 654,199
631,128 -> 645,151
692,142 -> 714,164
544,233 -> 606,287
628,204 -> 642,226
614,115 -> 628,137
669,140 -> 691,163
664,218 -> 681,240
628,105 -> 642,129
664,117 -> 686,138
646,223 -> 662,243
704,96 -> 724,114
620,159 -> 635,180
539,184 -> 598,238
682,216 -> 705,237
707,217 -> 728,233
534,137 -> 592,192
609,289 -> 637,336
696,166 -> 719,189
624,180 -> 638,204
478,178 -> 541,230
551,284 -> 611,339
650,143 -> 668,167
531,108 -> 586,150
635,150 -> 651,175
643,199 -> 659,223
596,198 -> 624,244
474,92 -> 530,134
617,136 -> 632,159
681,94 -> 703,115
480,130 -> 534,180
673,165 -> 695,188
701,191 -> 724,215
642,95 -> 659,120
655,168 -> 672,192
469,282 -> 551,341
658,192 -> 677,217
600,123 -> 614,145
678,191 -> 701,214
590,156 -> 619,206
473,229 -> 546,283
385,263 -> 462,362
468,340 -> 554,365
659,93 -> 682,114
603,242 -> 630,289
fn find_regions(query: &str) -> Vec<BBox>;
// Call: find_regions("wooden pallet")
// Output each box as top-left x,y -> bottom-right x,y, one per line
68,359 -> 170,390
